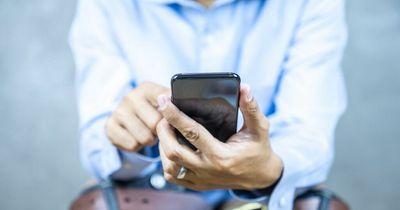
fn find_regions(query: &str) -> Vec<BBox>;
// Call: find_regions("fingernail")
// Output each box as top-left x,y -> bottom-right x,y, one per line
242,84 -> 253,102
157,95 -> 167,110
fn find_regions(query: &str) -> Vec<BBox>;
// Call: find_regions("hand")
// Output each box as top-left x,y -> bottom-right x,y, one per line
156,84 -> 283,191
173,98 -> 237,149
106,82 -> 170,152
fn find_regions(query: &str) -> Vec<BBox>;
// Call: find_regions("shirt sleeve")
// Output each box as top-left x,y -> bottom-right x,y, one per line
231,0 -> 348,209
69,0 -> 159,180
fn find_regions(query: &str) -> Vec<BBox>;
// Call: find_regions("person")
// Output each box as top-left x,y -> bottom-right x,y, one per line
69,0 -> 347,209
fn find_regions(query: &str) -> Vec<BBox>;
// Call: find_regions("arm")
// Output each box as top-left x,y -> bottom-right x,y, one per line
69,0 -> 164,180
154,0 -> 347,209
265,0 -> 348,208
234,0 -> 348,207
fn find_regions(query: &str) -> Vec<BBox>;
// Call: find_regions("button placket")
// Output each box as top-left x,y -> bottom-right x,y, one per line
198,10 -> 219,71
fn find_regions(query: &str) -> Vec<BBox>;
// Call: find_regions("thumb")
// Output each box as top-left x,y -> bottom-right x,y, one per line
239,84 -> 269,136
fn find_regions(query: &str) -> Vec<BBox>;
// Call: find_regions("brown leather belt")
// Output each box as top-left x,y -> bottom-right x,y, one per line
70,180 -> 212,210
70,180 -> 350,210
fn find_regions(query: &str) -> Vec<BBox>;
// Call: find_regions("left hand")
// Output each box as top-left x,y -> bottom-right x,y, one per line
156,84 -> 283,191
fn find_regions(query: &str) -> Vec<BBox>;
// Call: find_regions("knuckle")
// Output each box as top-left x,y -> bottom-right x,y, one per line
221,163 -> 240,176
140,130 -> 154,142
165,165 -> 175,175
223,160 -> 235,171
109,137 -> 118,146
229,166 -> 244,177
142,136 -> 156,146
122,94 -> 130,103
156,120 -> 164,133
148,115 -> 162,131
164,173 -> 175,182
105,117 -> 114,132
114,108 -> 126,121
106,122 -> 118,143
123,92 -> 136,105
246,102 -> 258,116
165,148 -> 180,161
215,157 -> 232,172
111,139 -> 126,150
133,105 -> 143,114
125,141 -> 139,152
138,81 -> 155,93
141,81 -> 152,88
182,125 -> 200,142
164,110 -> 180,123
258,119 -> 270,133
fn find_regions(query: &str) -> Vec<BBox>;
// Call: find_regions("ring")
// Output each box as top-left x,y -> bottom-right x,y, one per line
176,166 -> 187,179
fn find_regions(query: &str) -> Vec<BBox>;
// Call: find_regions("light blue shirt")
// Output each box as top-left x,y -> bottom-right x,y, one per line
69,0 -> 347,209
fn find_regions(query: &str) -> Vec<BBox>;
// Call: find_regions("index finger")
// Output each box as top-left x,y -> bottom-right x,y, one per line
141,82 -> 171,107
156,119 -> 203,170
157,95 -> 223,154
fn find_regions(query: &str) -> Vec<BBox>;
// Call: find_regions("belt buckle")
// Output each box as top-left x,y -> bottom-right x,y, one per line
232,202 -> 268,210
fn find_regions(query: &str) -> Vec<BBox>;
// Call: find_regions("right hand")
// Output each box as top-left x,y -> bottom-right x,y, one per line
106,81 -> 170,152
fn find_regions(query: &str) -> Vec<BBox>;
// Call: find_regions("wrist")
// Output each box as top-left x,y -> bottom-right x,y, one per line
258,152 -> 283,189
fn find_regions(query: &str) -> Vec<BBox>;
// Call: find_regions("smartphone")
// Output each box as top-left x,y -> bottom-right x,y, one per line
171,72 -> 241,150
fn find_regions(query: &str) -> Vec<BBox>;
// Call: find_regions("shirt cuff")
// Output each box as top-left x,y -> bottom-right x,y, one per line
229,168 -> 283,203
80,115 -> 122,180
80,114 -> 160,180
228,146 -> 298,209
111,148 -> 160,180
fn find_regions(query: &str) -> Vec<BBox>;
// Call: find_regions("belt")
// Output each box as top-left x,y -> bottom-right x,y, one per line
71,174 -> 350,210
71,178 -> 212,210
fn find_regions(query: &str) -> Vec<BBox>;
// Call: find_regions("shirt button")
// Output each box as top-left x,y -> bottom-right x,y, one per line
279,196 -> 287,208
150,173 -> 166,190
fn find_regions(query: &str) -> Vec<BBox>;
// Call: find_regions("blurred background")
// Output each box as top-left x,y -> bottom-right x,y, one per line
0,0 -> 399,209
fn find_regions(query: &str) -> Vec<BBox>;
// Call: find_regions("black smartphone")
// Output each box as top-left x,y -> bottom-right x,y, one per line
171,72 -> 241,150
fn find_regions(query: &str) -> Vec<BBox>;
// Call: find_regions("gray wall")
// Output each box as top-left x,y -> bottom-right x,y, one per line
328,0 -> 400,209
0,0 -> 399,209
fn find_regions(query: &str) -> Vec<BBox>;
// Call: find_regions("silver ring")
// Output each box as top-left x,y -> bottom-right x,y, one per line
176,166 -> 187,179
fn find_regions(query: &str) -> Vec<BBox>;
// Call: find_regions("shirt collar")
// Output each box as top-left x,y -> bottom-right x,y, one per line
143,0 -> 238,9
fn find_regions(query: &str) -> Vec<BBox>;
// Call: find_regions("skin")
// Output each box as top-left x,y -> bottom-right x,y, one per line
106,82 -> 170,152
106,1 -> 215,150
197,0 -> 214,8
156,85 -> 283,190
106,81 -> 283,190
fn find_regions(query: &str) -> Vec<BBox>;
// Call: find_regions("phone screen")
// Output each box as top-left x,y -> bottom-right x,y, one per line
171,73 -> 240,150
